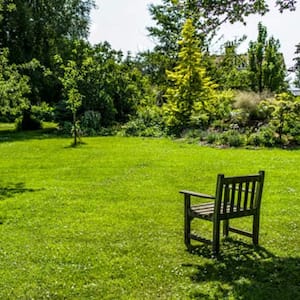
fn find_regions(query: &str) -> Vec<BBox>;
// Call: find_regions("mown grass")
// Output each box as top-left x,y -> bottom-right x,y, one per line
0,129 -> 299,299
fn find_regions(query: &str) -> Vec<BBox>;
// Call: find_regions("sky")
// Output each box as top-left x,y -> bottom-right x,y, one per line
89,0 -> 300,69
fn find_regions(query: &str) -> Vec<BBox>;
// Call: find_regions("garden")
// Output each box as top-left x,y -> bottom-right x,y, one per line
1,0 -> 300,298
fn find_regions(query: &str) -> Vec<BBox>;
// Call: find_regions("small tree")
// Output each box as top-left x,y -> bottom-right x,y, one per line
248,22 -> 286,93
163,19 -> 217,135
57,57 -> 83,146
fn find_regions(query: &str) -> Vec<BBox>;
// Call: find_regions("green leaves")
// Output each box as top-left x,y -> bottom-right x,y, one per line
248,22 -> 286,93
0,49 -> 31,118
163,19 -> 218,134
57,57 -> 83,145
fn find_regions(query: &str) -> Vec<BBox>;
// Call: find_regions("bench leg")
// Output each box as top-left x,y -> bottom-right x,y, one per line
223,219 -> 229,238
253,213 -> 260,245
212,219 -> 220,257
184,194 -> 191,249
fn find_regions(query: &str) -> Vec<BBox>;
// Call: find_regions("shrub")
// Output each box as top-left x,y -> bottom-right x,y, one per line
121,119 -> 164,137
247,132 -> 265,147
256,93 -> 300,146
58,121 -> 73,135
233,91 -> 273,126
255,126 -> 276,147
219,130 -> 245,147
180,129 -> 208,144
121,101 -> 165,137
81,110 -> 101,136
206,132 -> 219,144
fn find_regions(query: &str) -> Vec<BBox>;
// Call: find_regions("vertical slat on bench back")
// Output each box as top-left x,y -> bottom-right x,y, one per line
229,183 -> 236,213
243,181 -> 250,210
249,181 -> 256,209
237,182 -> 243,211
215,171 -> 265,217
223,183 -> 230,214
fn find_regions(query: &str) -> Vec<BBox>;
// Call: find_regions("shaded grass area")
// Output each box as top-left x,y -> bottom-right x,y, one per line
0,134 -> 299,299
0,122 -> 58,144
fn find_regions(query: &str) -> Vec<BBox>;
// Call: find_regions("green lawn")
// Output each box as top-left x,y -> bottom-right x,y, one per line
0,132 -> 299,299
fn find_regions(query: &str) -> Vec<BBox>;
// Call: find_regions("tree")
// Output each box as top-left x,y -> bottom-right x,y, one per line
0,48 -> 31,121
214,38 -> 251,90
0,0 -> 95,111
55,41 -> 149,131
145,0 -> 206,87
0,0 -> 95,64
163,19 -> 217,135
293,43 -> 300,87
79,42 -> 145,126
145,0 -> 295,90
148,0 -> 296,45
263,37 -> 287,92
57,55 -> 83,146
248,22 -> 286,93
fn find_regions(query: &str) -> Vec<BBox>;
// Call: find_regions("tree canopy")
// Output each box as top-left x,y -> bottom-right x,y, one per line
0,0 -> 299,146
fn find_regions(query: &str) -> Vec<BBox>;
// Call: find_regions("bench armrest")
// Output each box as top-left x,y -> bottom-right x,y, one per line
179,190 -> 215,199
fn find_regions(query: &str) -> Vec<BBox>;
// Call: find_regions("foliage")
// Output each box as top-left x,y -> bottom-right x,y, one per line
0,135 -> 299,298
31,102 -> 54,122
80,110 -> 101,136
78,42 -> 148,127
148,0 -> 296,52
53,41 -> 150,135
146,0 -> 295,88
0,0 -> 95,108
163,19 -> 218,135
121,107 -> 165,138
248,22 -> 287,93
0,48 -> 31,120
214,39 -> 251,90
259,93 -> 300,145
120,85 -> 165,137
57,56 -> 83,146
247,126 -> 276,147
0,0 -> 95,64
293,43 -> 300,87
231,91 -> 272,127
0,0 -> 298,140
219,129 -> 246,147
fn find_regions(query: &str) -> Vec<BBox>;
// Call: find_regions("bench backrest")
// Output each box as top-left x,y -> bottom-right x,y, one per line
214,170 -> 265,219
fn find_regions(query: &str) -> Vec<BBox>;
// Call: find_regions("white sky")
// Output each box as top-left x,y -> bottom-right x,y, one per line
89,0 -> 300,68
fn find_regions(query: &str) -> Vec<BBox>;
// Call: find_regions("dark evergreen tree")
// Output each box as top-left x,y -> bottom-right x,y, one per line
293,43 -> 300,87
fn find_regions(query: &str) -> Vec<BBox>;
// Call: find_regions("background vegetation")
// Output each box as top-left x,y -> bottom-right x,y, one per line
1,0 -> 300,147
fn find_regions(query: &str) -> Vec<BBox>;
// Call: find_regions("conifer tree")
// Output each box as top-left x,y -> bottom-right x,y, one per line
163,19 -> 217,135
292,43 -> 300,87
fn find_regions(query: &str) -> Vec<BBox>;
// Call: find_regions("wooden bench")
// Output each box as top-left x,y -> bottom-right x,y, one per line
180,170 -> 265,257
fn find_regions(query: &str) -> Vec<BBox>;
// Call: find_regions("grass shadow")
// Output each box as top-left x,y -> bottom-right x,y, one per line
64,140 -> 87,149
0,127 -> 60,144
0,182 -> 42,201
183,239 -> 300,299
